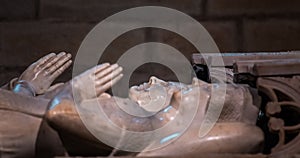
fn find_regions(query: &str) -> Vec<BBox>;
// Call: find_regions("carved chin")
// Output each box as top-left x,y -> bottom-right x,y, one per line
129,88 -> 151,107
129,87 -> 168,113
139,97 -> 168,113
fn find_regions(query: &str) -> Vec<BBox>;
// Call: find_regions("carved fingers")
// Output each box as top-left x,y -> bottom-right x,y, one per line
19,52 -> 73,95
34,53 -> 56,69
94,64 -> 123,96
51,60 -> 72,79
37,52 -> 72,76
72,63 -> 123,101
45,53 -> 72,79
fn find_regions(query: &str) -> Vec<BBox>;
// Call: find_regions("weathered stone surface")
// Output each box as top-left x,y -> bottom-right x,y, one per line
207,0 -> 300,17
0,67 -> 22,87
129,63 -> 178,87
203,21 -> 238,52
0,22 -> 93,67
243,19 -> 300,52
54,154 -> 267,158
40,0 -> 203,21
145,21 -> 238,54
0,0 -> 35,19
98,28 -> 147,64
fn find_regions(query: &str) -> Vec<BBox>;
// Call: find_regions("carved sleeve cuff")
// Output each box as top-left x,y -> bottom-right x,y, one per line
13,80 -> 36,96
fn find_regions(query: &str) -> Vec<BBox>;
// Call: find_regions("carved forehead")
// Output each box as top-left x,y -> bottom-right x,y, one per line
148,76 -> 185,86
130,76 -> 210,91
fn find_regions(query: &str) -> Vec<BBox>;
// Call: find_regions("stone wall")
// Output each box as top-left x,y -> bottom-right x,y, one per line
1,0 -> 300,86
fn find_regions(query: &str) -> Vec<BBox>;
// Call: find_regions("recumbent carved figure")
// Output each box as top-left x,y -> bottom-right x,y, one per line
0,53 -> 269,158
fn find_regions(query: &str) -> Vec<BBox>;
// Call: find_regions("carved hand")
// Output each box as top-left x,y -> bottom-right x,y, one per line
15,52 -> 72,95
72,63 -> 123,102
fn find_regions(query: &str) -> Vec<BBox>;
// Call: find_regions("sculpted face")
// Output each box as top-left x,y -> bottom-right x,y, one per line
129,76 -> 189,112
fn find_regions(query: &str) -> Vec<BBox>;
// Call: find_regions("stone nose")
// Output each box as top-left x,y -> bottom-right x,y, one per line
149,76 -> 167,85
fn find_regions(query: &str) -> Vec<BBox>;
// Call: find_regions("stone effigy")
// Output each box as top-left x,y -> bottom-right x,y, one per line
46,76 -> 263,157
1,52 -> 300,158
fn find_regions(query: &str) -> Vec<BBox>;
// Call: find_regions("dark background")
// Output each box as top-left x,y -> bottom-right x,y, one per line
1,0 -> 300,86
